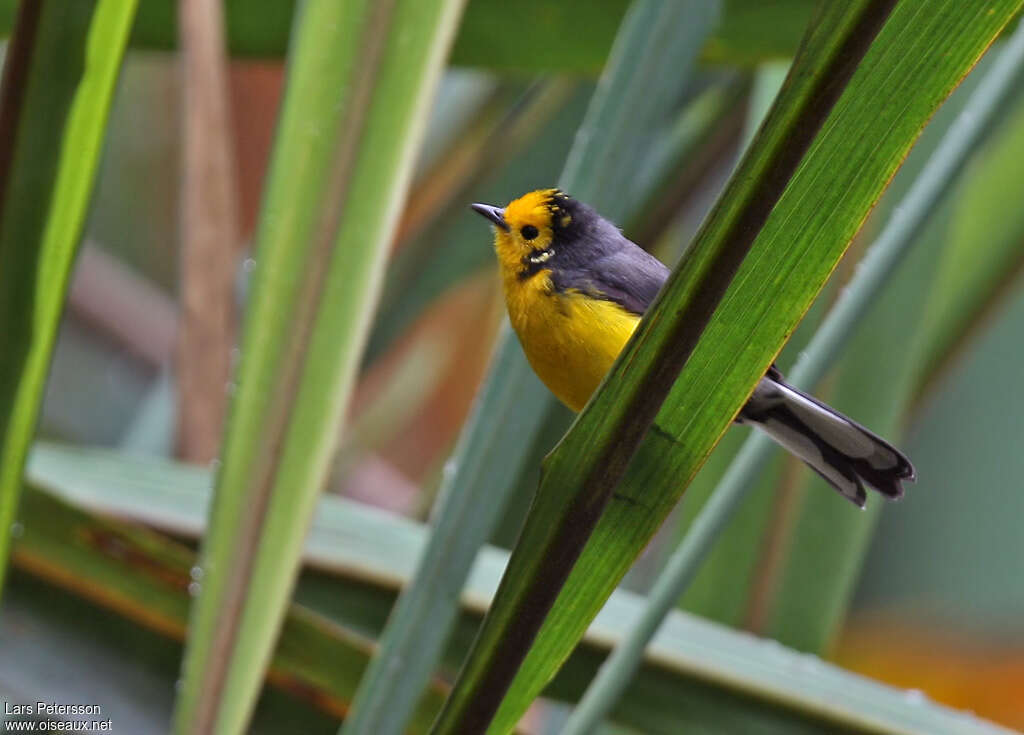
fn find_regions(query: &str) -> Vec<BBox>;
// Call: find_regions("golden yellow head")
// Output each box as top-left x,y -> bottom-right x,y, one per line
471,189 -> 575,277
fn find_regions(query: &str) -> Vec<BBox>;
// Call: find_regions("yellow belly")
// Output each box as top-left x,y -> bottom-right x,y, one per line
504,272 -> 640,412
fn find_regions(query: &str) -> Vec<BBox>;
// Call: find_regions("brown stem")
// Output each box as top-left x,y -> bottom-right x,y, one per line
177,0 -> 240,464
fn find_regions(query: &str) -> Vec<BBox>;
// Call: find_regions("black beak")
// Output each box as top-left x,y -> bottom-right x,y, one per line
471,202 -> 509,232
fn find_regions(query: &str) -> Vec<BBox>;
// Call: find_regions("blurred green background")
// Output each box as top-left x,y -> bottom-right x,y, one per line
1,1 -> 1023,733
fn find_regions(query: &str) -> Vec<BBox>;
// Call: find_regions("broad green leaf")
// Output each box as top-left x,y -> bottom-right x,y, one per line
452,0 -> 816,73
700,0 -> 817,66
0,0 -> 138,596
128,0 -> 297,57
170,1 -> 466,733
428,2 -> 1024,733
0,1 -> 815,69
21,443 -> 1017,735
449,0 -> 629,74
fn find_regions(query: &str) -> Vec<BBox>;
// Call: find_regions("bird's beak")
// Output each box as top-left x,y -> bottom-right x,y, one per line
470,202 -> 509,232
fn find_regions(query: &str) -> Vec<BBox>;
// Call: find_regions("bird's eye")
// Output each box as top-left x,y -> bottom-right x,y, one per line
521,225 -> 539,240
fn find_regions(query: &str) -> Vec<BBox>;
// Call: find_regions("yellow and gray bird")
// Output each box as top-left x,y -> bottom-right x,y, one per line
472,188 -> 915,507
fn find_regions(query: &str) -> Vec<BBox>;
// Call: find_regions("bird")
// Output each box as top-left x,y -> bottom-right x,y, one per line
471,188 -> 915,507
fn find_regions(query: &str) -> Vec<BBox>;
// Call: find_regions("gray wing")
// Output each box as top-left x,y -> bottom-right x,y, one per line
550,231 -> 669,317
588,246 -> 670,316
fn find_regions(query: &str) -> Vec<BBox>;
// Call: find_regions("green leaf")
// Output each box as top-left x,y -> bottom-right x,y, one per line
453,0 -> 816,74
135,0 -> 813,70
128,0 -> 298,57
672,61 -> 795,627
0,0 -> 138,597
170,1 -> 466,733
428,2 -> 1024,732
0,0 -> 815,69
701,0 -> 817,66
449,0 -> 629,73
564,27 -> 1024,728
22,442 -> 1018,735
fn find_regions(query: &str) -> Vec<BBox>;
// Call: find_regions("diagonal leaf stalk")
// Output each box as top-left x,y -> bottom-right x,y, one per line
0,0 -> 138,597
430,3 -> 912,733
430,2 -> 1024,732
562,19 -> 1024,735
0,1 -> 822,72
665,60 -> 792,628
340,3 -> 720,734
170,1 -> 466,733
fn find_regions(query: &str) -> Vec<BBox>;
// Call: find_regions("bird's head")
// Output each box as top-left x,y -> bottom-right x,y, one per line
471,189 -> 586,279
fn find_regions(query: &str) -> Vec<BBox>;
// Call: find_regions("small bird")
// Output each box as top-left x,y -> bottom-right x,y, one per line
472,188 -> 915,507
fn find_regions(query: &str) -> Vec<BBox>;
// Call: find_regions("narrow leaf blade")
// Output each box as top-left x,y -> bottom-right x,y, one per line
171,0 -> 466,732
0,0 -> 138,596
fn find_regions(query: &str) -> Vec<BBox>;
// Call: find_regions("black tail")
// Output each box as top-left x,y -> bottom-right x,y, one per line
738,368 -> 916,507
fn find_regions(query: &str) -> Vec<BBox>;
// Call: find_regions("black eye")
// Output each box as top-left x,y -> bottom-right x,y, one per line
521,225 -> 539,240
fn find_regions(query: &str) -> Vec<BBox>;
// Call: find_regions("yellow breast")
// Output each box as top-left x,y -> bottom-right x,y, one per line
502,270 -> 640,412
